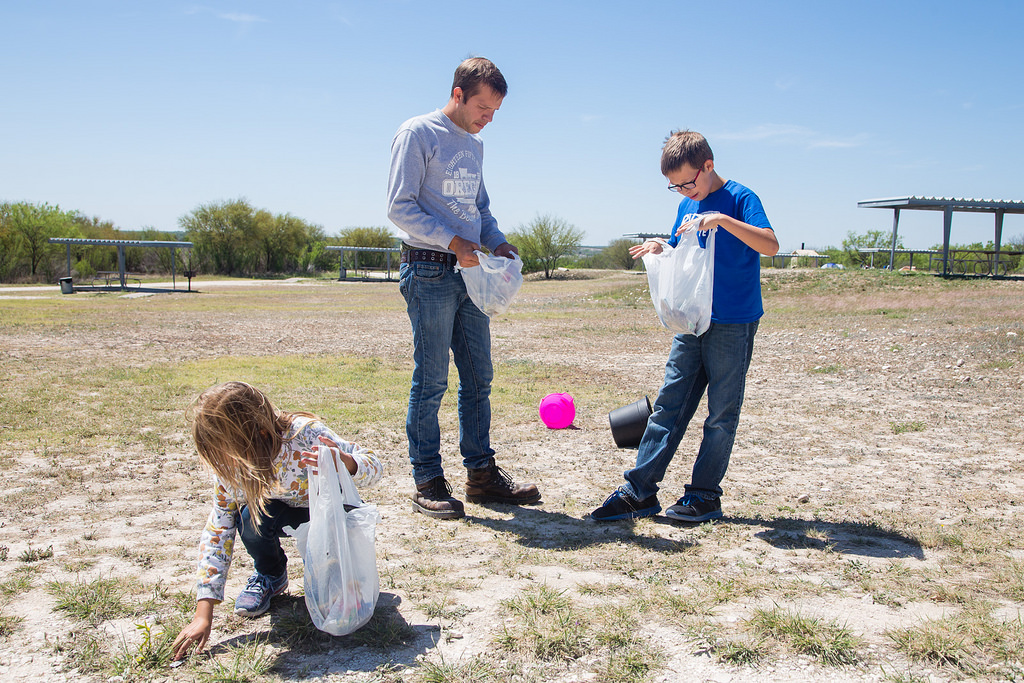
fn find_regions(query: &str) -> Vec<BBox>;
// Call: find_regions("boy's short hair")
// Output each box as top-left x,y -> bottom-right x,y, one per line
452,57 -> 508,100
661,130 -> 714,175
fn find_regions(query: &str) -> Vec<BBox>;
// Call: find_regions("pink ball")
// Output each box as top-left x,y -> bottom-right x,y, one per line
539,393 -> 575,429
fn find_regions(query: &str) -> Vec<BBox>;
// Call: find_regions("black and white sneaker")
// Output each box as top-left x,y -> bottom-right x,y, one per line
665,493 -> 723,522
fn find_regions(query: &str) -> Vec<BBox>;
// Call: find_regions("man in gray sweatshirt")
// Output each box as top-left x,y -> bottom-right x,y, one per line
387,57 -> 541,519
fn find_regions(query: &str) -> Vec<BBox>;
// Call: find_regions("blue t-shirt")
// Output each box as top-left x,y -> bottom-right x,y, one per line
667,179 -> 772,324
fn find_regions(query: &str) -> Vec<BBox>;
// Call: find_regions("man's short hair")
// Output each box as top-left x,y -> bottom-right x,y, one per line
661,130 -> 714,175
452,57 -> 507,100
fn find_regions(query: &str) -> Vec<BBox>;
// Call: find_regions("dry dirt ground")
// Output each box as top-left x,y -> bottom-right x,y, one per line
1,269 -> 1023,682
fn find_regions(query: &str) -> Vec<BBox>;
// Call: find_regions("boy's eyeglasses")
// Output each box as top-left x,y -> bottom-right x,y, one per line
668,168 -> 701,193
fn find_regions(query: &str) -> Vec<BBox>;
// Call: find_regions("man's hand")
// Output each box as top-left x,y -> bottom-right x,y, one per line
449,235 -> 482,267
493,242 -> 519,259
629,240 -> 665,259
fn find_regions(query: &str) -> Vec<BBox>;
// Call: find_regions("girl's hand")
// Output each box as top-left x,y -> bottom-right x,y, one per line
629,240 -> 665,259
171,600 -> 214,661
300,436 -> 357,475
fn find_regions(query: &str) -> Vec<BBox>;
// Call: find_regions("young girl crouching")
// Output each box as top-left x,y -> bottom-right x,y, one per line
171,381 -> 383,661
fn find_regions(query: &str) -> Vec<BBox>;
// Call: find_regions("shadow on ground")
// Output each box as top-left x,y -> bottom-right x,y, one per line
465,504 -> 924,560
206,592 -> 436,678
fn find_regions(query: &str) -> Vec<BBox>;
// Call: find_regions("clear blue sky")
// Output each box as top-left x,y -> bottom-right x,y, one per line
3,0 -> 1022,251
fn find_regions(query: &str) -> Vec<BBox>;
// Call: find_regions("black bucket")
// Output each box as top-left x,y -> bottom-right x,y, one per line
608,396 -> 652,449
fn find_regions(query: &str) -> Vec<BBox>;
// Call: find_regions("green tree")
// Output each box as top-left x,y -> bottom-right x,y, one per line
180,199 -> 326,276
1,202 -> 79,280
506,214 -> 585,279
180,199 -> 263,275
0,203 -> 18,281
599,238 -> 641,270
261,214 -> 323,273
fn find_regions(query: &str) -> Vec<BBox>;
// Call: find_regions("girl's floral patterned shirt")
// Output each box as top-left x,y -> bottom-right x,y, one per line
195,417 -> 384,603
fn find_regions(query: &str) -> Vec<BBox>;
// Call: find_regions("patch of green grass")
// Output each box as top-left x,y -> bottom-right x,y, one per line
891,420 -> 926,434
50,628 -> 111,675
810,364 -> 841,374
748,606 -> 860,666
419,653 -> 494,683
0,565 -> 39,598
714,637 -> 770,665
46,576 -> 135,624
591,604 -> 664,683
498,584 -> 589,662
111,620 -> 182,677
198,636 -> 276,683
347,604 -> 418,649
887,604 -> 1024,677
0,611 -> 24,638
18,544 -> 54,562
423,595 -> 472,621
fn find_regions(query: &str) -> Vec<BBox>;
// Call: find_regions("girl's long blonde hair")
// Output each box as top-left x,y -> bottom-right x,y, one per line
187,381 -> 316,523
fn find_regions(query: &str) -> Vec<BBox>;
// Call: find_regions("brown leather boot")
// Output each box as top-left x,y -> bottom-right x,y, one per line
465,459 -> 541,505
411,476 -> 465,519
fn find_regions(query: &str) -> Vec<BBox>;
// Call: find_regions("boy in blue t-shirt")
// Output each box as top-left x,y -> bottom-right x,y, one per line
592,130 -> 779,523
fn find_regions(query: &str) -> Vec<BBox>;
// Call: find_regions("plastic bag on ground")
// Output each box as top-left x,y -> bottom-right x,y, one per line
456,250 -> 524,317
294,445 -> 380,636
642,227 -> 716,336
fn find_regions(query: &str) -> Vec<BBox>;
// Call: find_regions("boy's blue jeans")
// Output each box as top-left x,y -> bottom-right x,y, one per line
239,501 -> 309,578
622,321 -> 759,502
399,261 -> 496,485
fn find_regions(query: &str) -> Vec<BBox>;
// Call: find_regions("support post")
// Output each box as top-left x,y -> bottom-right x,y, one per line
994,210 -> 1005,277
888,208 -> 900,270
117,246 -> 127,289
941,207 -> 953,276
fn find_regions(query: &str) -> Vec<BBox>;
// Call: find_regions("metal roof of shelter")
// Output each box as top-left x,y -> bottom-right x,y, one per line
857,196 -> 1023,275
49,237 -> 193,248
49,237 -> 193,291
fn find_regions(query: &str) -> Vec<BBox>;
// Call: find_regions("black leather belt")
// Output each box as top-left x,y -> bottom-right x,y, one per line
400,247 -> 457,267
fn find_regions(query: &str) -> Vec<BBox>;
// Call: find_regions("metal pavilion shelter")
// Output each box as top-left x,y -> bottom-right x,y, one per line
857,196 -> 1024,276
49,237 -> 193,291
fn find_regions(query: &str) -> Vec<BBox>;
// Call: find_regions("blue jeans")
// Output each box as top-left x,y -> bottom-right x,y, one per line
623,321 -> 759,502
239,501 -> 309,577
399,261 -> 495,485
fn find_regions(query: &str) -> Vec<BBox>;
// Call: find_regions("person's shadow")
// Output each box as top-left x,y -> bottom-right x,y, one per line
466,505 -> 698,553
466,504 -> 923,560
203,592 -> 436,678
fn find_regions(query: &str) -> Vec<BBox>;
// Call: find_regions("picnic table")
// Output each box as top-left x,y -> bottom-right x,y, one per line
93,271 -> 142,289
929,249 -> 1024,276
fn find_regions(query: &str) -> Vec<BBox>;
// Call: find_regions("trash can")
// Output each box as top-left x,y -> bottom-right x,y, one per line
59,277 -> 74,295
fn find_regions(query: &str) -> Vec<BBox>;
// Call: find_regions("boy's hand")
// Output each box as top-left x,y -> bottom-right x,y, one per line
676,212 -> 723,236
629,240 -> 665,259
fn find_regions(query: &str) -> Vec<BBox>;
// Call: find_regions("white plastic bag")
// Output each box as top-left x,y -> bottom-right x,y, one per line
298,445 -> 379,636
642,227 -> 716,336
457,250 -> 524,317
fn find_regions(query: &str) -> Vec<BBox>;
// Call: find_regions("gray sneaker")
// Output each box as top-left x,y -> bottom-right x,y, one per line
233,571 -> 288,617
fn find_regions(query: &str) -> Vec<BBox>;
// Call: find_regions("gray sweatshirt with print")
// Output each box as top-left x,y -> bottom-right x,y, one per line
387,109 -> 506,253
